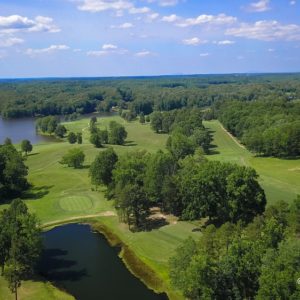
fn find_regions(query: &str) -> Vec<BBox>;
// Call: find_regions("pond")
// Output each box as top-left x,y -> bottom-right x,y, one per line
38,224 -> 167,300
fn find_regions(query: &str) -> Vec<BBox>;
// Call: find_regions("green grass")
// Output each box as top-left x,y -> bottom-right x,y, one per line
204,120 -> 300,204
1,116 -> 299,300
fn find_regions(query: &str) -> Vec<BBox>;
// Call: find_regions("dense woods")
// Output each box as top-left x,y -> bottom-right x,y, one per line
217,100 -> 300,157
169,197 -> 300,300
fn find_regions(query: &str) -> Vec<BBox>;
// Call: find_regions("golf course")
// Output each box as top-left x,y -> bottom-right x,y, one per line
0,115 -> 299,300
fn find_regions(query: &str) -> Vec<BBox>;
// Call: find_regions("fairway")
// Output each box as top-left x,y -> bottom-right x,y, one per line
204,120 -> 300,204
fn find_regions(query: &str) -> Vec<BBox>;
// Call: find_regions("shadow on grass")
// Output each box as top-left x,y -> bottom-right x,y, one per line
124,140 -> 138,146
144,217 -> 169,231
21,185 -> 54,200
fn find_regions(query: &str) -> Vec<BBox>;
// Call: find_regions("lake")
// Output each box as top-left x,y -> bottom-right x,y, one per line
0,116 -> 55,144
38,224 -> 167,300
0,112 -> 116,144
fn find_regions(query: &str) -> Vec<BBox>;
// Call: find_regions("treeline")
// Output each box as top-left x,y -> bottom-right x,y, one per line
89,148 -> 265,230
150,108 -> 213,155
169,197 -> 300,299
217,100 -> 300,157
1,74 -> 300,118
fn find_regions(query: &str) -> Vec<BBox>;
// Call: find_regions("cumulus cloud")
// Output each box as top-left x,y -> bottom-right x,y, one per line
199,53 -> 210,57
247,0 -> 270,12
135,50 -> 153,56
0,37 -> 24,47
77,0 -> 150,14
176,13 -> 237,27
161,14 -> 180,23
0,15 -> 60,33
182,37 -> 208,46
146,0 -> 180,6
87,43 -> 128,56
102,43 -> 118,49
111,22 -> 133,29
216,40 -> 235,45
25,45 -> 69,56
226,20 -> 300,41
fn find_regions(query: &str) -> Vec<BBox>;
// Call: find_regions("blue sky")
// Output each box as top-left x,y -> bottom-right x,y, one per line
0,0 -> 299,77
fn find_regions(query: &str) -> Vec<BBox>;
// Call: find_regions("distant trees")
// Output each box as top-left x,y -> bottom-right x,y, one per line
36,116 -> 58,135
89,148 -> 118,188
217,100 -> 300,157
54,124 -> 67,138
0,199 -> 42,300
77,132 -> 82,144
139,112 -> 145,124
20,139 -> 33,156
60,148 -> 85,168
0,144 -> 29,200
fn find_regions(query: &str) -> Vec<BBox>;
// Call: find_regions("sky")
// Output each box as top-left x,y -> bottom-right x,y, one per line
0,0 -> 299,77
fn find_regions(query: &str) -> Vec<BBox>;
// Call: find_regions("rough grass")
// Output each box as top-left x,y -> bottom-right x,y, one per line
204,120 -> 300,204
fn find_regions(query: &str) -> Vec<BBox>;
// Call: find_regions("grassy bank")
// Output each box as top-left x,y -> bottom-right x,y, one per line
0,116 -> 299,299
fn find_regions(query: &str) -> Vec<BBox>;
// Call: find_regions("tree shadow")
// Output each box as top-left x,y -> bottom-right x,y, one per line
21,185 -> 54,200
38,248 -> 88,282
124,140 -> 137,146
207,144 -> 220,155
145,217 -> 169,231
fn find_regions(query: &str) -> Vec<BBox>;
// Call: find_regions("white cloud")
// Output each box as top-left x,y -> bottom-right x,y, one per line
290,0 -> 296,4
147,13 -> 159,21
0,15 -> 60,33
226,20 -> 300,41
217,40 -> 235,45
161,14 -> 180,23
176,13 -> 237,27
102,43 -> 118,49
111,22 -> 133,29
129,7 -> 150,14
87,43 -> 128,56
268,48 -> 275,52
147,0 -> 179,6
182,37 -> 208,46
25,45 -> 69,56
77,0 -> 150,14
199,53 -> 210,57
135,50 -> 153,57
247,0 -> 270,12
0,37 -> 24,47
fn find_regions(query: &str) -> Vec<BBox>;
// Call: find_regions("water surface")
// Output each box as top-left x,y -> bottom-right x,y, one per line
39,224 -> 167,300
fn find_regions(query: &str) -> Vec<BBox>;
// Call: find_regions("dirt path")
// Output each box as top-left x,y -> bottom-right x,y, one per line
220,124 -> 246,150
41,211 -> 116,228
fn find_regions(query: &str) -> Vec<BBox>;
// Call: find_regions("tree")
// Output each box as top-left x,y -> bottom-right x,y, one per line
1,199 -> 41,300
115,183 -> 150,230
150,112 -> 162,133
77,132 -> 82,144
166,133 -> 195,160
190,128 -> 212,154
54,125 -> 67,138
89,148 -> 118,187
4,138 -> 12,145
108,121 -> 127,145
67,132 -> 77,144
36,116 -> 58,135
139,112 -> 145,124
60,148 -> 85,168
257,238 -> 300,300
90,131 -> 102,148
0,144 -> 29,200
20,140 -> 32,156
145,115 -> 150,123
